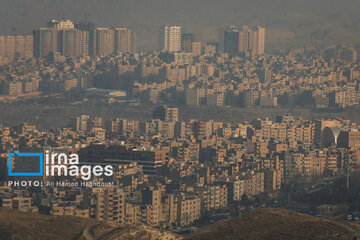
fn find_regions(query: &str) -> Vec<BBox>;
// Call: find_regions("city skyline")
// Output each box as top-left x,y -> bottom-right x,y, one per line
1,0 -> 360,51
3,17 -> 268,52
2,19 -> 268,59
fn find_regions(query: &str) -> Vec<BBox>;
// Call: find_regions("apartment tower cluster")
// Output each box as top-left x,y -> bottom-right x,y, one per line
33,20 -> 136,58
224,26 -> 265,55
0,35 -> 33,60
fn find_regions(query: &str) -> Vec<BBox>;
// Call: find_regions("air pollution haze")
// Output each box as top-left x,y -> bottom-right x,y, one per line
1,0 -> 360,50
2,0 -> 360,239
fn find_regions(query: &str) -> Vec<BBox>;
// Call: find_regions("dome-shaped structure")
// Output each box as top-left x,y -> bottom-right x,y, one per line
231,132 -> 239,138
321,126 -> 341,147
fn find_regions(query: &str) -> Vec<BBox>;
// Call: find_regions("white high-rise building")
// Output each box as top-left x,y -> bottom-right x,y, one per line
48,19 -> 75,30
114,27 -> 137,53
95,28 -> 115,56
161,25 -> 182,52
255,26 -> 265,55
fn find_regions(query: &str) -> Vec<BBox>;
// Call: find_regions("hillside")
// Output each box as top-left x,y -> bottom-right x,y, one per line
0,208 -> 179,240
1,207 -> 359,240
186,208 -> 360,240
0,208 -> 98,240
90,223 -> 179,240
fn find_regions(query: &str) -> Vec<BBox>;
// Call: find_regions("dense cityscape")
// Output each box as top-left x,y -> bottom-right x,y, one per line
0,20 -> 359,110
0,18 -> 360,239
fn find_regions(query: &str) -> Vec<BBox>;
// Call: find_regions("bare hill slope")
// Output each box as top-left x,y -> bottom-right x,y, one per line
186,208 -> 360,240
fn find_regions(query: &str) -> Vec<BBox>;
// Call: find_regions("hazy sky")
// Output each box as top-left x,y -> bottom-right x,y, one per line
1,0 -> 360,50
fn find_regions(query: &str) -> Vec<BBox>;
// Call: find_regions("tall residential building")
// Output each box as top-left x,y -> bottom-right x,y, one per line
0,35 -> 33,59
15,36 -> 25,57
78,30 -> 89,56
255,26 -> 265,55
114,27 -> 136,53
33,27 -> 58,58
94,28 -> 115,56
59,29 -> 79,57
24,35 -> 33,58
160,25 -> 182,52
165,106 -> 179,122
186,88 -> 200,106
69,115 -> 90,132
90,187 -> 126,224
224,27 -> 240,55
141,187 -> 162,225
192,41 -> 202,56
224,26 -> 265,55
176,194 -> 201,225
181,33 -> 194,52
34,20 -> 90,57
5,36 -> 15,59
